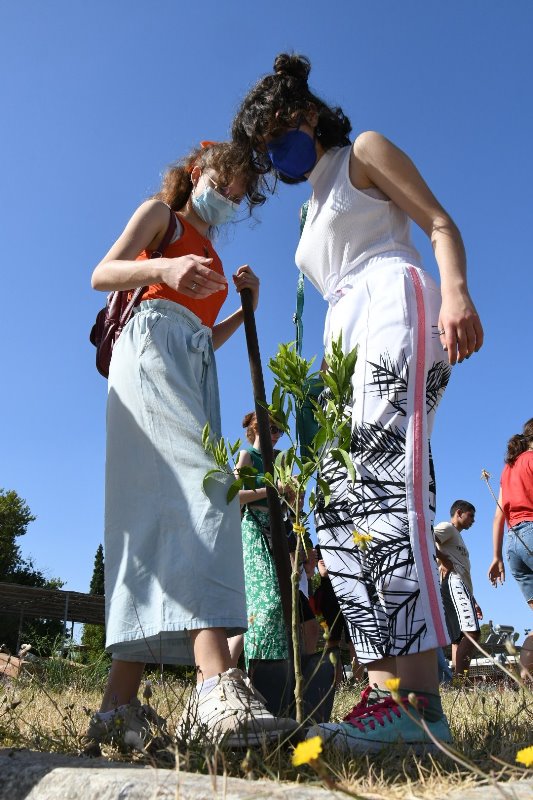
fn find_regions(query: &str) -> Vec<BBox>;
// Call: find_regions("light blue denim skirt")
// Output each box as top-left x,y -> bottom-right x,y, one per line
104,299 -> 246,665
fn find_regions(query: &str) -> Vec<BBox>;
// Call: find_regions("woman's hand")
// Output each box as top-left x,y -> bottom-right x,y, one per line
161,254 -> 228,298
233,265 -> 259,311
438,289 -> 484,365
488,557 -> 505,587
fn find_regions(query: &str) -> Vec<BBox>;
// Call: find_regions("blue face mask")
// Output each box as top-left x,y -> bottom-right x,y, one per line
192,185 -> 239,226
267,128 -> 317,180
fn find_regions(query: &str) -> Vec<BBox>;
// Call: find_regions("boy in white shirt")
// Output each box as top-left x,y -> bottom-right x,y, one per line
435,500 -> 483,676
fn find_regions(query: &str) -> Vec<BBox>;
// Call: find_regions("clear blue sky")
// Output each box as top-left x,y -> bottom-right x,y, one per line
1,2 -> 532,643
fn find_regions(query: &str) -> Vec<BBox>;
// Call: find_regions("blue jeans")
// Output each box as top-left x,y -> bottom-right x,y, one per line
437,646 -> 453,684
507,521 -> 533,604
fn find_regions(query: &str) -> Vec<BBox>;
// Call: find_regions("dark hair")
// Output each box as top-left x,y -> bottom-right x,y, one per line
152,141 -> 267,214
232,53 -> 352,177
450,500 -> 476,517
505,418 -> 533,466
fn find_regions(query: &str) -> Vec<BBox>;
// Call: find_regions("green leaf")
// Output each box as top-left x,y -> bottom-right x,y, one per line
317,477 -> 331,507
229,438 -> 242,457
226,479 -> 243,504
330,448 -> 356,483
202,469 -> 219,492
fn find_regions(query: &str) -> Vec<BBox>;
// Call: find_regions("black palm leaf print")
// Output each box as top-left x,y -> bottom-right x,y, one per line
368,352 -> 409,416
351,421 -> 406,481
426,361 -> 451,414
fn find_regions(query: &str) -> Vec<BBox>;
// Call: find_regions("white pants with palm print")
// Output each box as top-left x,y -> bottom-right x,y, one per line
316,257 -> 451,664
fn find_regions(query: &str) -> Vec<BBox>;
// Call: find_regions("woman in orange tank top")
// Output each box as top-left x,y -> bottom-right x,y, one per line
89,142 -> 297,748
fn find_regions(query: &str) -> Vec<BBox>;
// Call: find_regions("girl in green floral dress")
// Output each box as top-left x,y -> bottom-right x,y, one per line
228,411 -> 290,668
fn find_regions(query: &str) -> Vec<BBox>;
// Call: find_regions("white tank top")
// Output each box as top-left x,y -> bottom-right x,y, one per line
295,146 -> 421,303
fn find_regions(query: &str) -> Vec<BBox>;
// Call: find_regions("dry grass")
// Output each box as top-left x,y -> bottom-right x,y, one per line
1,661 -> 532,799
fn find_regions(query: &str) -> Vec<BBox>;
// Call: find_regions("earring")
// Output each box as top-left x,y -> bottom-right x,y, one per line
315,126 -> 322,139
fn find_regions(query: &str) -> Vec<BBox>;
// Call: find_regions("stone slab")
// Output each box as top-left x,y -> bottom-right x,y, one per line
0,748 -> 531,800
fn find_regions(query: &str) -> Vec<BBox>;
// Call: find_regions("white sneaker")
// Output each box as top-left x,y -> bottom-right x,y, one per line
86,698 -> 167,751
177,668 -> 298,746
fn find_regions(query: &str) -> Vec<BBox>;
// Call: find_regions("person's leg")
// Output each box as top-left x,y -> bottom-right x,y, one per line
190,627 -> 231,682
520,623 -> 533,681
299,592 -> 320,654
443,572 -> 478,675
307,266 -> 452,751
367,650 -> 439,695
228,633 -> 244,668
179,627 -> 298,744
507,523 -> 533,681
100,660 -> 146,711
302,618 -> 321,654
437,647 -> 453,684
454,630 -> 480,676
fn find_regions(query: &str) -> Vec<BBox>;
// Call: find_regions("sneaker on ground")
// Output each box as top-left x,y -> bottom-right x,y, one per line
307,694 -> 452,754
86,697 -> 167,750
177,668 -> 299,747
342,685 -> 384,724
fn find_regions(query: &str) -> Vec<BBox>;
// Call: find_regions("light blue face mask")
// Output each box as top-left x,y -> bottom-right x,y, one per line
192,184 -> 239,226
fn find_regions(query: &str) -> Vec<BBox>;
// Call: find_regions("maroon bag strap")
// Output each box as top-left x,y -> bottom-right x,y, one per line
119,207 -> 178,325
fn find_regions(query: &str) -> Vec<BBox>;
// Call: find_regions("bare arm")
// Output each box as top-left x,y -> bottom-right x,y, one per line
352,132 -> 484,365
212,265 -> 259,350
489,487 -> 506,586
435,548 -> 454,576
91,199 -> 227,299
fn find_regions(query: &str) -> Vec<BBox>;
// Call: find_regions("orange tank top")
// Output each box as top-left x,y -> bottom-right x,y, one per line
137,213 -> 228,328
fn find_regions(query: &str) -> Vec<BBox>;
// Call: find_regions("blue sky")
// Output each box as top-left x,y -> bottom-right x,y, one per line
1,1 -> 532,643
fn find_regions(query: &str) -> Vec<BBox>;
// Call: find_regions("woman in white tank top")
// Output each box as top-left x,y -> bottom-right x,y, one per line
232,53 -> 483,754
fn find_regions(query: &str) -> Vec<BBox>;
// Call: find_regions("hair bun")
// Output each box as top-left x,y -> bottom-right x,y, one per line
273,53 -> 311,82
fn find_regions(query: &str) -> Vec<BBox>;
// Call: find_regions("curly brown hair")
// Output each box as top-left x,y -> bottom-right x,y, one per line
232,52 -> 352,178
505,418 -> 533,466
242,411 -> 258,444
242,411 -> 283,444
152,141 -> 268,214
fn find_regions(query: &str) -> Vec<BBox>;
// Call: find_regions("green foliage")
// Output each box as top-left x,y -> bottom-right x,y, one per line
479,623 -> 491,644
203,334 -> 357,525
0,488 -> 65,655
81,544 -> 106,662
89,544 -> 105,596
80,624 -> 107,664
0,488 -> 36,579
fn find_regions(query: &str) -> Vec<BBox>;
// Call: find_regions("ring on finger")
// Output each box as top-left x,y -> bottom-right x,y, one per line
438,328 -> 445,335
191,281 -> 198,291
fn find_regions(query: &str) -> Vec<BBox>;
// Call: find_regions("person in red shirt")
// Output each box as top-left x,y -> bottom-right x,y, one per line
489,418 -> 533,680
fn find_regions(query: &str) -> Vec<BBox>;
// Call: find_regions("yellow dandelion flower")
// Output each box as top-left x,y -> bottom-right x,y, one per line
516,746 -> 533,767
319,620 -> 329,632
352,530 -> 373,550
292,523 -> 306,537
292,736 -> 323,767
385,678 -> 401,692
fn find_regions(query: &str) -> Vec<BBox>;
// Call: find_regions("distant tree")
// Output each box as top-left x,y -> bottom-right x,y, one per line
0,488 -> 64,654
81,544 -> 107,662
89,544 -> 105,595
0,489 -> 36,579
479,623 -> 491,643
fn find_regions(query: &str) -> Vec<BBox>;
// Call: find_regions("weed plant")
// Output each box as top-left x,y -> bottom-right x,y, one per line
1,661 -> 532,798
